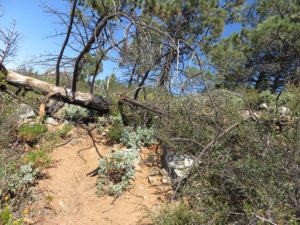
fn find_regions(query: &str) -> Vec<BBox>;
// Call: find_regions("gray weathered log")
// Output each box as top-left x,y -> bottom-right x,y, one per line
5,70 -> 110,114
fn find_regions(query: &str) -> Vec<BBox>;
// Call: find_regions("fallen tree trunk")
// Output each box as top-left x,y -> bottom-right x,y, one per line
5,70 -> 110,114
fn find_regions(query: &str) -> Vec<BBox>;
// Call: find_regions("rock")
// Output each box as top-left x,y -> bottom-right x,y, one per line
135,164 -> 142,172
163,149 -> 194,179
159,168 -> 168,176
161,176 -> 171,184
23,218 -> 35,224
278,106 -> 291,116
98,116 -> 107,126
259,103 -> 268,110
149,168 -> 161,176
148,176 -> 161,186
70,138 -> 78,146
18,103 -> 36,119
45,117 -> 59,126
46,99 -> 64,115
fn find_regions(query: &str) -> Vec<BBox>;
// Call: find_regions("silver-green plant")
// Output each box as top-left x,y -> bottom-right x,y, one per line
7,163 -> 38,193
61,105 -> 89,121
97,150 -> 135,196
97,126 -> 156,196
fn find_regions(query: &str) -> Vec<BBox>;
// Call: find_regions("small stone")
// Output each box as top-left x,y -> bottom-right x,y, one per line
19,104 -> 36,119
259,103 -> 268,110
45,117 -> 59,126
159,168 -> 168,176
161,176 -> 170,184
143,195 -> 148,200
70,138 -> 78,146
149,168 -> 160,176
148,176 -> 161,186
135,164 -> 142,172
23,218 -> 35,224
278,106 -> 291,116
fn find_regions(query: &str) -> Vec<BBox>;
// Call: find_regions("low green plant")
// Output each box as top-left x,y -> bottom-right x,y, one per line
57,124 -> 72,138
0,204 -> 23,225
97,126 -> 156,196
7,163 -> 38,193
120,126 -> 156,149
149,203 -> 200,225
97,150 -> 135,196
107,120 -> 124,142
61,105 -> 89,121
25,148 -> 51,169
18,124 -> 47,144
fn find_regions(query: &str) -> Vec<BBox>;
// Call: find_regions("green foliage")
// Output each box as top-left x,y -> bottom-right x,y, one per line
98,126 -> 156,196
18,124 -> 47,144
25,148 -> 51,169
107,120 -> 124,142
96,150 -> 135,197
57,124 -> 73,138
210,0 -> 300,92
155,88 -> 300,224
0,204 -> 23,225
7,163 -> 38,194
149,203 -> 200,225
61,105 -> 89,121
120,126 -> 156,149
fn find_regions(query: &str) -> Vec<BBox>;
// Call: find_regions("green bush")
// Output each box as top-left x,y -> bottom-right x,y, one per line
7,163 -> 38,194
98,126 -> 156,196
107,120 -> 124,142
97,150 -> 135,196
57,124 -> 73,138
154,88 -> 300,224
18,124 -> 47,144
149,203 -> 200,225
0,204 -> 23,225
25,148 -> 51,169
120,126 -> 156,149
61,105 -> 89,121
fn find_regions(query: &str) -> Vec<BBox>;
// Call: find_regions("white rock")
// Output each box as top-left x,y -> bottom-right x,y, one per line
18,104 -> 36,119
45,117 -> 59,126
278,106 -> 290,116
163,150 -> 194,178
259,103 -> 268,110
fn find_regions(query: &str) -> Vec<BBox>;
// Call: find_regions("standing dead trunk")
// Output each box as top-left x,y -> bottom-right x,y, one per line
56,0 -> 77,86
72,14 -> 118,93
134,70 -> 150,100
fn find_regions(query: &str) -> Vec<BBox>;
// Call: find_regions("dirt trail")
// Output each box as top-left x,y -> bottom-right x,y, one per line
30,128 -> 169,225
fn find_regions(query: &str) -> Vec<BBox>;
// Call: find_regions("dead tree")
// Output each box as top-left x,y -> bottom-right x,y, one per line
0,62 -> 110,114
0,21 -> 20,63
55,0 -> 78,86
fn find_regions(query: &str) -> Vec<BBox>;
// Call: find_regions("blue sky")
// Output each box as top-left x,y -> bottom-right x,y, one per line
0,0 -> 241,79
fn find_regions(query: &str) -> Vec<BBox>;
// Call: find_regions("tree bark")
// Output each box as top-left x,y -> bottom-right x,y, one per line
5,70 -> 110,114
71,14 -> 118,93
56,0 -> 77,86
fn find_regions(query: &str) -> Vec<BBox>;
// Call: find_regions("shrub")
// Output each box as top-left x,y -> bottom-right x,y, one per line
154,88 -> 300,224
0,204 -> 23,225
57,124 -> 73,138
149,203 -> 200,225
25,147 -> 51,168
98,126 -> 156,196
97,150 -> 135,197
120,126 -> 156,149
18,124 -> 47,144
107,120 -> 124,142
61,105 -> 89,121
7,163 -> 38,194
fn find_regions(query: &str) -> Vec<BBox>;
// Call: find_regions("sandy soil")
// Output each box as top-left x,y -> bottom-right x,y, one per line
28,128 -> 170,225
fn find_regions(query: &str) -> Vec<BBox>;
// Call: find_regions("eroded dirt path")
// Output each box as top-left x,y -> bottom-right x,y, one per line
30,128 -> 170,225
